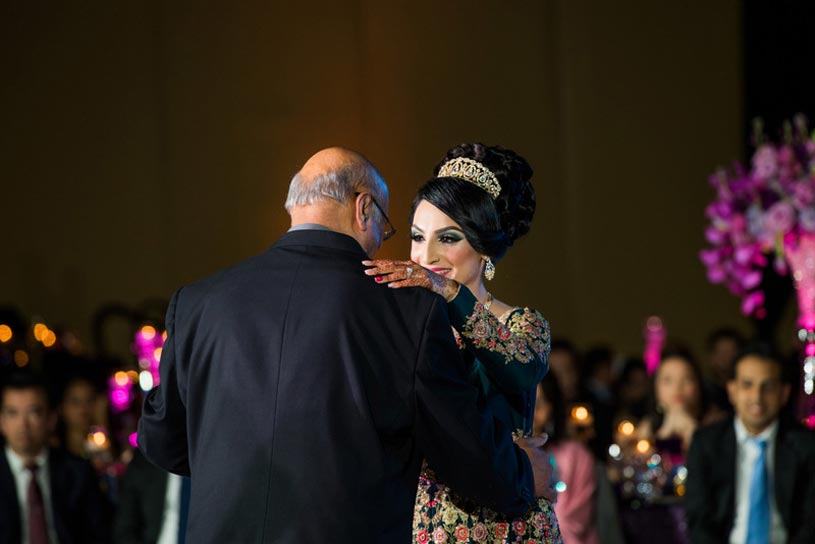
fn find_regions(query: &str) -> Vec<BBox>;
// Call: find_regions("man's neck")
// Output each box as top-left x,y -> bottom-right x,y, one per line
5,444 -> 48,467
736,416 -> 778,438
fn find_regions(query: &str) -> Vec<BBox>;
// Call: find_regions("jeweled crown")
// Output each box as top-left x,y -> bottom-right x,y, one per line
437,157 -> 501,199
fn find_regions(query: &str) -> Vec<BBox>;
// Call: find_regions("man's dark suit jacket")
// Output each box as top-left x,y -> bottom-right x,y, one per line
138,229 -> 535,543
0,445 -> 111,543
685,416 -> 815,544
114,448 -> 171,544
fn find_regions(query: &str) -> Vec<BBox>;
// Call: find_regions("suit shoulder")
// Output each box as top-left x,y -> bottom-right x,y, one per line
49,448 -> 96,476
49,447 -> 89,465
693,418 -> 733,446
783,423 -> 815,451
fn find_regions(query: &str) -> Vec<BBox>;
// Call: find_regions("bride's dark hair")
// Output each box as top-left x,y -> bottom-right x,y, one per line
409,143 -> 536,262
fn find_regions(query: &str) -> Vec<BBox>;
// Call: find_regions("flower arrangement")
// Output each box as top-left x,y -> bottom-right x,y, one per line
700,115 -> 815,318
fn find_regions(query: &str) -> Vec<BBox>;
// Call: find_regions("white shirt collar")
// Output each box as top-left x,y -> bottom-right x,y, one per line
4,445 -> 48,474
733,417 -> 778,445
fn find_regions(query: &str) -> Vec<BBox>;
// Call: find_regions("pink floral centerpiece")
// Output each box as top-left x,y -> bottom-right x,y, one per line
701,115 -> 815,427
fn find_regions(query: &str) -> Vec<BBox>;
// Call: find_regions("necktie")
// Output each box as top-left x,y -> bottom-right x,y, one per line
177,477 -> 191,544
26,464 -> 49,544
746,438 -> 769,544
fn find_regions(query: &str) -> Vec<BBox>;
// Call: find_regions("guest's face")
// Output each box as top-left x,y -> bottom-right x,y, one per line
549,350 -> 580,401
410,200 -> 484,290
61,379 -> 96,430
710,337 -> 739,380
655,357 -> 700,412
0,388 -> 54,457
620,367 -> 650,405
727,356 -> 790,435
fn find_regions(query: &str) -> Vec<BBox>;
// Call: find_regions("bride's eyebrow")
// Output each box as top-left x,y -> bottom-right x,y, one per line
433,227 -> 464,235
411,225 -> 424,233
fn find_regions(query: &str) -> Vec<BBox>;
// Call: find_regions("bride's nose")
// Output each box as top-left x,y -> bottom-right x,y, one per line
415,242 -> 439,266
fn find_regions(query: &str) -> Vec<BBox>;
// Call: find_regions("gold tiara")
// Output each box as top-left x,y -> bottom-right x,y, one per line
437,157 -> 501,199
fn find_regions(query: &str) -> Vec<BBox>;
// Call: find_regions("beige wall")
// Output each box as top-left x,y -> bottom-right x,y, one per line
1,1 -> 751,357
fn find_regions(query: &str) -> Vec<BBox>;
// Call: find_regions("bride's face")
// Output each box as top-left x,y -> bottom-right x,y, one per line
410,199 -> 484,289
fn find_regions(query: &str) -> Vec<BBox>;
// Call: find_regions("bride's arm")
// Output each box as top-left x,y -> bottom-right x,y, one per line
362,259 -> 550,393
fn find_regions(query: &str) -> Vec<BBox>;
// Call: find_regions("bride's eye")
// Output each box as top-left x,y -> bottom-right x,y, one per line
438,234 -> 462,244
410,232 -> 424,242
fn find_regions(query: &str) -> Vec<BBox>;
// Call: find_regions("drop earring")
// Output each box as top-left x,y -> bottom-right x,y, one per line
484,257 -> 495,281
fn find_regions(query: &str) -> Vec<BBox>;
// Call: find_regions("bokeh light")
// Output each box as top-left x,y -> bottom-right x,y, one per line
139,371 -> 154,391
14,350 -> 29,367
636,440 -> 651,454
571,406 -> 589,422
617,420 -> 635,436
33,323 -> 47,341
42,330 -> 56,347
0,324 -> 12,343
114,371 -> 130,387
91,431 -> 107,447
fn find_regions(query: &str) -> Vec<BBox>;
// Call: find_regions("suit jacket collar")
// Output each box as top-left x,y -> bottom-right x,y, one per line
773,420 -> 796,530
719,419 -> 737,522
272,229 -> 368,258
0,447 -> 22,541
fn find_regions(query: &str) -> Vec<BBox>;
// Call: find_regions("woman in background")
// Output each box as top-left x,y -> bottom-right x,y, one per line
533,373 -> 600,544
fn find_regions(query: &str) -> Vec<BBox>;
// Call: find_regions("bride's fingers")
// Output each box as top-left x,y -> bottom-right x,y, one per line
386,278 -> 419,289
362,259 -> 413,268
364,266 -> 391,276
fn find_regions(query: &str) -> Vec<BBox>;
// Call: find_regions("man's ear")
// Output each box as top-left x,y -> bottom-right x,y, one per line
47,411 -> 58,433
354,193 -> 369,231
726,380 -> 737,406
781,383 -> 791,406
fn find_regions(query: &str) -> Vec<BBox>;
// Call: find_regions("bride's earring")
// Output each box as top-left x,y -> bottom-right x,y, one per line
484,257 -> 495,281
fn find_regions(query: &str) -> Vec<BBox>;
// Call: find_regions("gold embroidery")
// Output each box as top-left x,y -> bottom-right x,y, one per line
458,303 -> 550,364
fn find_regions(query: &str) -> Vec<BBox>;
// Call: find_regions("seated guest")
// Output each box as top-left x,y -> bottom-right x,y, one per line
637,348 -> 723,457
56,375 -> 100,458
549,339 -> 586,405
613,357 -> 650,421
534,373 -> 599,544
114,448 -> 190,544
686,345 -> 815,543
703,327 -> 744,415
534,373 -> 624,544
0,371 -> 111,543
549,339 -> 612,458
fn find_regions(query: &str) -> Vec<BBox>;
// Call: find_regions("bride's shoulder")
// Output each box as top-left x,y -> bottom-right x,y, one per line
491,299 -> 548,328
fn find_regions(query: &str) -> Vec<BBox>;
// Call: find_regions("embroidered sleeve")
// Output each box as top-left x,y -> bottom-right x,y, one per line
446,287 -> 550,393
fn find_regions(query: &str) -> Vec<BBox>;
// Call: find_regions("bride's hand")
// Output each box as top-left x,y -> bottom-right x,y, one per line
362,260 -> 460,302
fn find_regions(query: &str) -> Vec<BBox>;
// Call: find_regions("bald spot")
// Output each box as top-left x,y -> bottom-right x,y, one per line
297,147 -> 370,184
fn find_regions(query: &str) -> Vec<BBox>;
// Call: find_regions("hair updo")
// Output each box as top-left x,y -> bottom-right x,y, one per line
409,143 -> 536,261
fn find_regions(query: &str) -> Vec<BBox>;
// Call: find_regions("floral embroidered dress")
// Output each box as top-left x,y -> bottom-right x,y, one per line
413,287 -> 562,543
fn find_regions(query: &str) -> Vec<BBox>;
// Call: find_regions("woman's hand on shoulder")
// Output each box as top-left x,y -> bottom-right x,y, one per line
362,260 -> 460,302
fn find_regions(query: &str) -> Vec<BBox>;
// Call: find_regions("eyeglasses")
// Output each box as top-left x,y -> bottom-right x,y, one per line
355,192 -> 396,241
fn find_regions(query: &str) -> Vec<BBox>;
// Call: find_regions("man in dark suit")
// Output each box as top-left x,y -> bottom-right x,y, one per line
686,345 -> 815,544
114,448 -> 191,544
138,147 -> 552,543
0,371 -> 110,543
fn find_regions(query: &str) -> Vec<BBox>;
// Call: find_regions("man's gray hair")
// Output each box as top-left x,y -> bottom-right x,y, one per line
284,162 -> 387,212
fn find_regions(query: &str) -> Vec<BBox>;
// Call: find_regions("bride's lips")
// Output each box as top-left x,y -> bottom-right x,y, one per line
429,267 -> 451,276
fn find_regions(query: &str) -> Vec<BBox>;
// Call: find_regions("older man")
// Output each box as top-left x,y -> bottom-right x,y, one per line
139,147 -> 552,543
